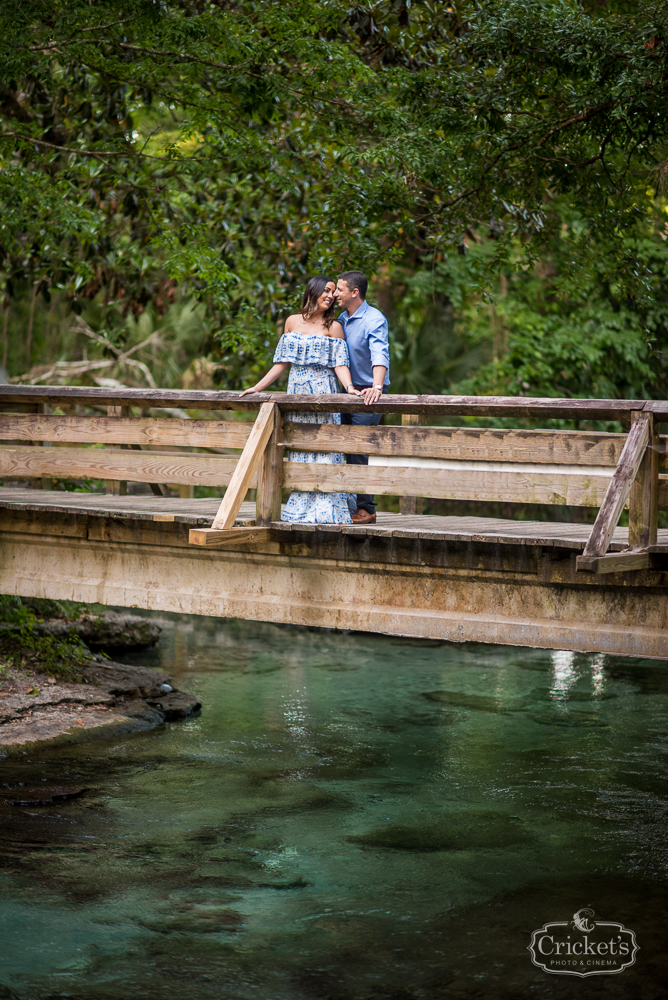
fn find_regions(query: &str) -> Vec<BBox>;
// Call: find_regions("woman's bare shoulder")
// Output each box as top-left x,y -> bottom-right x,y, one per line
329,321 -> 345,339
283,314 -> 301,333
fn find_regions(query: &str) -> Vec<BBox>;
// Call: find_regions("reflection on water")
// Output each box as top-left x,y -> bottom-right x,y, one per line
1,615 -> 667,999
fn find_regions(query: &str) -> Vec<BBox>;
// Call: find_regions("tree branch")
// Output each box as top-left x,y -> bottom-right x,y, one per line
118,43 -> 241,72
1,129 -> 207,163
29,13 -> 145,51
81,14 -> 145,33
535,103 -> 616,146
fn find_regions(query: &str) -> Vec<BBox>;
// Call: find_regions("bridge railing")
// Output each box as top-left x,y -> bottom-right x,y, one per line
0,385 -> 666,574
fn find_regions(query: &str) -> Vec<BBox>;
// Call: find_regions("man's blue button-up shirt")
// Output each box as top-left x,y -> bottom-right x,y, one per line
338,300 -> 390,386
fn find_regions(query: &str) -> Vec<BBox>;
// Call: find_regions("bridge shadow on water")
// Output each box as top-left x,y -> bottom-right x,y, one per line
0,613 -> 666,1000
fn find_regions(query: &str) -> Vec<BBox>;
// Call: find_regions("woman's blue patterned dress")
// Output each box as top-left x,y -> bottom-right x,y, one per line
274,332 -> 355,525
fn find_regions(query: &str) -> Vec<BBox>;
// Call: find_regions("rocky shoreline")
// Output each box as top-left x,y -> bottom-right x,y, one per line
0,604 -> 200,750
34,611 -> 162,650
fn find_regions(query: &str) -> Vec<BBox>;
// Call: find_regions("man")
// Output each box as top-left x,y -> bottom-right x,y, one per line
334,270 -> 390,525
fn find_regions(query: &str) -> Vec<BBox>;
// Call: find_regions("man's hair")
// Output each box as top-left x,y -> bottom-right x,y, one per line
338,270 -> 368,299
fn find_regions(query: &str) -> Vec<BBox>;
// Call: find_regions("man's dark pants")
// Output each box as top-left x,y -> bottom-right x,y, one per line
341,387 -> 387,514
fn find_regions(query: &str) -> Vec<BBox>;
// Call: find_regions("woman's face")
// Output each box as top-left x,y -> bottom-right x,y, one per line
317,282 -> 336,312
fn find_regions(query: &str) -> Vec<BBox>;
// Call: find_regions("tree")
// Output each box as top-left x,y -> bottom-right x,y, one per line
1,0 -> 667,394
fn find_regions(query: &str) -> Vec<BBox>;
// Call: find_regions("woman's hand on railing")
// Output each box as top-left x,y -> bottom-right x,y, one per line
345,385 -> 362,396
238,362 -> 290,397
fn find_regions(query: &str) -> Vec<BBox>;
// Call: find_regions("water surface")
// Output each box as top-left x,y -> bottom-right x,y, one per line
1,616 -> 667,999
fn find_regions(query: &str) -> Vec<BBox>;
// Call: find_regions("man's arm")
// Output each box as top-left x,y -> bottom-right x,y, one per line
361,367 -> 387,405
361,315 -> 390,405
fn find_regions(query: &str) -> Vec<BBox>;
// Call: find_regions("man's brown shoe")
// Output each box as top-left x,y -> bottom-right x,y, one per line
351,509 -> 376,524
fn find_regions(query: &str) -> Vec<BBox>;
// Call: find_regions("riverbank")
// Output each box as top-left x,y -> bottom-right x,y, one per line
0,597 -> 200,749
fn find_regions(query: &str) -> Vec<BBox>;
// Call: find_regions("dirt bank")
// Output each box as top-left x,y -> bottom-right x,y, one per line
0,598 -> 200,750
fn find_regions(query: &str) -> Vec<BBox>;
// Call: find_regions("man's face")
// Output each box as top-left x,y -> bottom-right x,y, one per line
334,279 -> 356,311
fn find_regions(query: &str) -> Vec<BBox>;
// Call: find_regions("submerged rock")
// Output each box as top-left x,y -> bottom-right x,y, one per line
421,690 -> 525,713
0,785 -> 87,807
148,691 -> 202,721
349,812 -> 532,852
140,908 -> 245,934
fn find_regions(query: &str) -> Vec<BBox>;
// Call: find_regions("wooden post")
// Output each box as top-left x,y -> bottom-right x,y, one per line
256,405 -> 284,525
106,405 -> 129,496
37,402 -> 52,490
1,303 -> 9,373
628,410 -> 658,549
400,413 -> 426,515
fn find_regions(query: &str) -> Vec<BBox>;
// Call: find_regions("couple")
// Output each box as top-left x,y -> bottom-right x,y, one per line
240,270 -> 389,525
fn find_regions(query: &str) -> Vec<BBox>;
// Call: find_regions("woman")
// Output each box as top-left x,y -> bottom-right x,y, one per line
240,275 -> 359,524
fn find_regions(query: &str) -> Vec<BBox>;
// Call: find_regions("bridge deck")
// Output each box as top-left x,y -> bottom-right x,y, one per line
1,486 -> 667,659
2,486 -> 667,552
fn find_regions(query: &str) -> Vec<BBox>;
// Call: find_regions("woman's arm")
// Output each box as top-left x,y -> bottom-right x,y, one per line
334,365 -> 360,394
239,362 -> 290,397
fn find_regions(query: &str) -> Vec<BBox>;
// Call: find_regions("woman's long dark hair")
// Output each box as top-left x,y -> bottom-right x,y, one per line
301,275 -> 336,330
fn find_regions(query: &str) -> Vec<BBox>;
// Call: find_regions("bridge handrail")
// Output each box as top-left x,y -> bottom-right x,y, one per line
0,385 -> 664,574
1,383 -> 667,421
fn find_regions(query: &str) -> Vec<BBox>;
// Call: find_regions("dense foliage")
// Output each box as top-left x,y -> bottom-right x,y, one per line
0,595 -> 90,681
1,0 -> 668,399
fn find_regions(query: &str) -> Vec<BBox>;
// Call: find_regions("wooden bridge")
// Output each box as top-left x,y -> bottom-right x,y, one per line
0,385 -> 667,660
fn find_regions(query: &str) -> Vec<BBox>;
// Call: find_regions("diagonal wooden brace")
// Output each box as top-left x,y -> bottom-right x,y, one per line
577,412 -> 651,573
188,401 -> 277,546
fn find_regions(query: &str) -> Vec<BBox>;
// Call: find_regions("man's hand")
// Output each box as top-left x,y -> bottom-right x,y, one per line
361,366 -> 386,404
360,385 -> 383,405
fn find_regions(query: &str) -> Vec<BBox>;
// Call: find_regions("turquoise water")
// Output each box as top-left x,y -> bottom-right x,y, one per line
1,615 -> 667,999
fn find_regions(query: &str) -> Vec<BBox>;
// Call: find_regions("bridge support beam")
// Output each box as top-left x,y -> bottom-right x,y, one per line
1,513 -> 666,660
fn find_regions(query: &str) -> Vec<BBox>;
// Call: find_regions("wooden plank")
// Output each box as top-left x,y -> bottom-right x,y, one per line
0,384 -> 655,420
640,400 -> 668,420
582,414 -> 651,559
283,424 -> 644,467
0,485 -> 260,518
399,414 -> 425,515
0,413 -> 253,449
128,444 -> 169,497
189,527 -> 275,548
0,446 -> 245,488
0,384 -> 261,412
577,551 -> 651,574
283,462 -> 620,506
7,485 -> 668,551
628,411 -> 659,549
255,406 -> 284,526
0,509 -> 88,539
211,402 -> 277,530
